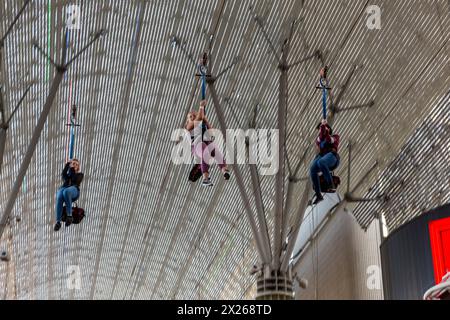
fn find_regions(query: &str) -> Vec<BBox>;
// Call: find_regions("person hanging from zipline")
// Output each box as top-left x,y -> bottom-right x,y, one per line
186,52 -> 230,186
310,119 -> 340,204
310,67 -> 341,205
54,104 -> 85,231
185,99 -> 230,187
54,159 -> 84,231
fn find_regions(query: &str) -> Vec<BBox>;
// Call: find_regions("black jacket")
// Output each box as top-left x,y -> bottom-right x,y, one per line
61,162 -> 84,189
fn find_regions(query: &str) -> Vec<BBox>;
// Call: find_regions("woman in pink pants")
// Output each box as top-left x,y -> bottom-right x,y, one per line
185,100 -> 230,187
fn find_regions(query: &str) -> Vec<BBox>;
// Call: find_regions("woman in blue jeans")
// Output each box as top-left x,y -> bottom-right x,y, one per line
310,120 -> 340,205
54,159 -> 84,231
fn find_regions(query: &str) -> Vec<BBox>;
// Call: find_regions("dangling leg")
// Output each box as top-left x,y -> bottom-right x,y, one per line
189,143 -> 202,182
317,153 -> 338,191
207,142 -> 230,180
194,142 -> 212,187
62,186 -> 79,226
54,187 -> 65,231
310,156 -> 324,205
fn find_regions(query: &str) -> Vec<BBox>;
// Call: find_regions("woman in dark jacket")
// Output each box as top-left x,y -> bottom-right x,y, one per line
54,159 -> 84,231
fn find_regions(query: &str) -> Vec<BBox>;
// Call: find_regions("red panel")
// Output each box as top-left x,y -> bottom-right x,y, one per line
429,217 -> 450,284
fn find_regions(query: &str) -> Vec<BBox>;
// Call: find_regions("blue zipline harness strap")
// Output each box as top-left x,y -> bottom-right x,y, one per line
316,66 -> 332,149
200,69 -> 206,101
199,52 -> 208,100
66,105 -> 81,161
198,52 -> 208,139
320,77 -> 328,120
318,66 -> 330,120
69,106 -> 76,159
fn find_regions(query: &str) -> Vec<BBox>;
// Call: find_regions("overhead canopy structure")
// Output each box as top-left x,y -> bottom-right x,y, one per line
0,0 -> 449,299
354,90 -> 450,232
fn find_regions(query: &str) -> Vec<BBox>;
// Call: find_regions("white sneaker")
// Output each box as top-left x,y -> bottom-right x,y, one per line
202,178 -> 213,187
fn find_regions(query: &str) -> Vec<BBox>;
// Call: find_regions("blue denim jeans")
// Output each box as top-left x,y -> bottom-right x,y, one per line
56,186 -> 79,222
310,153 -> 340,196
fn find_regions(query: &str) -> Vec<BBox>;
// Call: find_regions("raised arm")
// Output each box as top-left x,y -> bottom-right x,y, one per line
196,100 -> 207,121
319,120 -> 333,143
61,162 -> 71,180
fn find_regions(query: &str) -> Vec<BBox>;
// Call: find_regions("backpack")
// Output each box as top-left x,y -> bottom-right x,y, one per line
319,175 -> 341,193
61,203 -> 85,224
188,164 -> 202,182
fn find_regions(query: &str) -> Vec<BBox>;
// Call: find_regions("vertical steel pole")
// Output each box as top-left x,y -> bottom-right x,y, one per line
249,163 -> 272,261
280,180 -> 312,272
281,178 -> 294,245
248,107 -> 272,262
208,82 -> 271,265
273,48 -> 288,270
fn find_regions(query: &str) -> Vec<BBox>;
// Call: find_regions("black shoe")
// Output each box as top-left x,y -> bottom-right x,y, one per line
223,169 -> 231,180
323,180 -> 337,193
65,216 -> 73,227
54,222 -> 61,232
312,194 -> 324,205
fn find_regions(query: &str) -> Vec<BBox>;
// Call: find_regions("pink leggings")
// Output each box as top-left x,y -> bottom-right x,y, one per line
192,142 -> 227,174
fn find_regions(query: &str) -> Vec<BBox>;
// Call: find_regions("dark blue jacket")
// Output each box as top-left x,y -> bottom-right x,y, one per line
61,162 -> 84,190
